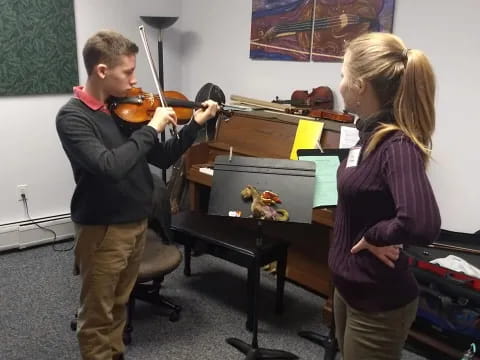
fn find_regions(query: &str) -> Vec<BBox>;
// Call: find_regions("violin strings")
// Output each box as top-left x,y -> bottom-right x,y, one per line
250,40 -> 343,60
252,15 -> 361,42
274,14 -> 361,33
308,0 -> 317,62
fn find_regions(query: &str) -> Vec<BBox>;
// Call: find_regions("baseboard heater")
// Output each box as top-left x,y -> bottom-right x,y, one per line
0,214 -> 74,252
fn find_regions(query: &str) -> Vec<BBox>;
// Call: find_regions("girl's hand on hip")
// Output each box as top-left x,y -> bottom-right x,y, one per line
351,237 -> 401,269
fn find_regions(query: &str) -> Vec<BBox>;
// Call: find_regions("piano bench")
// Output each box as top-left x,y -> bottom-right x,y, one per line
171,211 -> 289,331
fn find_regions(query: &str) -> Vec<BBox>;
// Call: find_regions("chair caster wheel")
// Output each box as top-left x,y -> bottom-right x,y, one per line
70,319 -> 77,331
169,311 -> 180,322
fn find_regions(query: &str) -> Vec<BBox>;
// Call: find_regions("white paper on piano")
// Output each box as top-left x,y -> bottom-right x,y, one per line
339,126 -> 359,149
199,167 -> 214,176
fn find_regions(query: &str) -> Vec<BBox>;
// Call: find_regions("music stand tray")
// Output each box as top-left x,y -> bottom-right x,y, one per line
208,155 -> 315,359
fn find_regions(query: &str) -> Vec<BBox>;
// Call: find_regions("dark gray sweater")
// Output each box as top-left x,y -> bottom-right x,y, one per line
56,97 -> 200,225
329,113 -> 441,312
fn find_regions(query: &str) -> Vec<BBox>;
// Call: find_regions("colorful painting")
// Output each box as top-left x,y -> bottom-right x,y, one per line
250,0 -> 395,62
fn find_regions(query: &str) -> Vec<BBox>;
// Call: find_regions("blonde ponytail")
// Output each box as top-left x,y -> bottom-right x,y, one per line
391,49 -> 436,163
345,33 -> 436,165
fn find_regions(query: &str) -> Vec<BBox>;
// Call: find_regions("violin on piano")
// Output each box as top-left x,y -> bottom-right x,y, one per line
274,86 -> 355,123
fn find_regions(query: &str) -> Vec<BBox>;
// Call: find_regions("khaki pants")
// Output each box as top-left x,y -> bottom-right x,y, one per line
334,289 -> 418,360
74,220 -> 147,360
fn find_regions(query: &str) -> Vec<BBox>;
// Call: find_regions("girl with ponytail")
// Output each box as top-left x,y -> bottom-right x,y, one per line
329,32 -> 441,360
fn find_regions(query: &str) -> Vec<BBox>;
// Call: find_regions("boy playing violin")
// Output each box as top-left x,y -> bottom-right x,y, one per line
56,30 -> 219,360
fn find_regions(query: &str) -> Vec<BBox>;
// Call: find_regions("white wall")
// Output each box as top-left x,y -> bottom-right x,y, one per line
178,0 -> 480,233
2,0 -> 479,234
393,1 -> 480,234
0,0 -> 182,225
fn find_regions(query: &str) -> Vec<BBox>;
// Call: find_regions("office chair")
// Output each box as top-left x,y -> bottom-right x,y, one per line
70,225 -> 183,345
122,172 -> 184,345
123,224 -> 182,344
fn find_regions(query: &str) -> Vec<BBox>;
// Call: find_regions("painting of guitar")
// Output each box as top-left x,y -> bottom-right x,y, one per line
250,0 -> 395,62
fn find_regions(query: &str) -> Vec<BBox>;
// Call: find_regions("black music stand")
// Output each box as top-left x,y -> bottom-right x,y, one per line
140,16 -> 178,183
208,155 -> 316,359
298,327 -> 337,360
296,148 -> 343,360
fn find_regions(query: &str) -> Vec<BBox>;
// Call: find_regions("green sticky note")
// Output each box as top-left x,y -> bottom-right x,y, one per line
299,155 -> 340,207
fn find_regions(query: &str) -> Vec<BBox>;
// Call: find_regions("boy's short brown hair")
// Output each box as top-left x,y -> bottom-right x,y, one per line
82,30 -> 139,75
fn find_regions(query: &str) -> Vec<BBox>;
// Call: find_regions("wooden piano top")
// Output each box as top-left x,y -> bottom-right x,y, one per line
183,110 -> 352,228
209,110 -> 350,159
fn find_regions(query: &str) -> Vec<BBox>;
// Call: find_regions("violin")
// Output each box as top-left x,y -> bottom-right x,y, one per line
109,87 -> 231,125
273,86 -> 333,110
309,108 -> 355,123
291,86 -> 333,109
274,86 -> 355,123
283,105 -> 354,123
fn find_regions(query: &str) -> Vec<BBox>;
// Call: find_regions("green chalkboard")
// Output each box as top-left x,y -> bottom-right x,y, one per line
0,0 -> 78,96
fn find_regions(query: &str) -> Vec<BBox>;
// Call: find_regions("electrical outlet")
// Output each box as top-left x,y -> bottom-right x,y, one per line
17,184 -> 28,201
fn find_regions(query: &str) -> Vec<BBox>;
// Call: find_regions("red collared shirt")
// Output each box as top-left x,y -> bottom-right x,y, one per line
73,86 -> 110,114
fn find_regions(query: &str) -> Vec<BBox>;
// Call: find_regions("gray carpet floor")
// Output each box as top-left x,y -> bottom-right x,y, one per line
0,240 -> 431,360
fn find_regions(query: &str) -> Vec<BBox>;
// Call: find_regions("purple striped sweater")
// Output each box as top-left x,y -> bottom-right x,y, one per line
329,118 -> 441,312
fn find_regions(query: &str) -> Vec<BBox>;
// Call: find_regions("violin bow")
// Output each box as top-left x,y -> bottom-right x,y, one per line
138,25 -> 179,139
